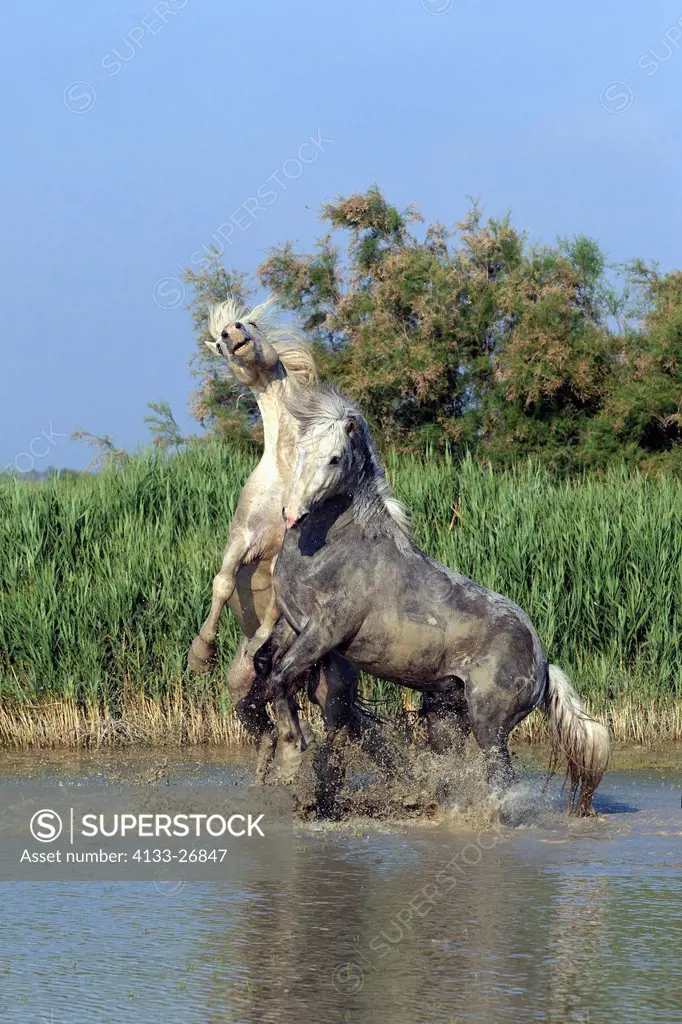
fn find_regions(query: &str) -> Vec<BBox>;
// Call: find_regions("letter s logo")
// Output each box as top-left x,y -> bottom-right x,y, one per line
600,81 -> 634,114
63,82 -> 96,114
30,809 -> 63,843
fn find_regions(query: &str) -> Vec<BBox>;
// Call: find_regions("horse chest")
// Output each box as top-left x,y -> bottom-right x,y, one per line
274,532 -> 341,622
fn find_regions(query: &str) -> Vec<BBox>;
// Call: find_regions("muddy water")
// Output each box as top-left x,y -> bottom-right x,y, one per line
0,750 -> 680,1024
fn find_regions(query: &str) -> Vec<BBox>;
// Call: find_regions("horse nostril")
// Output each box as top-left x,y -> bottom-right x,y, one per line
282,507 -> 286,520
234,321 -> 243,331
221,328 -> 229,339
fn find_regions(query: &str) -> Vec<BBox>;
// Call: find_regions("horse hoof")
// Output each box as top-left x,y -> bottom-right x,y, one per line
573,800 -> 597,818
187,636 -> 216,675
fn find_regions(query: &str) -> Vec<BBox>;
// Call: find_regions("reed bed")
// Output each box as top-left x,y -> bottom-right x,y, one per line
0,695 -> 679,752
1,444 -> 680,748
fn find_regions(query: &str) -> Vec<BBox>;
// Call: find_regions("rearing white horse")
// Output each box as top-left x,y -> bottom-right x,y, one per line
188,295 -> 316,664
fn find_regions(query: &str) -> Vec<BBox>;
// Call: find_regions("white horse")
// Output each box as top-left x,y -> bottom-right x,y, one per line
188,298 -> 378,781
188,295 -> 316,664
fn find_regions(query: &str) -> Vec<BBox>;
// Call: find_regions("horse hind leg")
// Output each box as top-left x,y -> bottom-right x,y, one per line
465,678 -> 518,797
420,685 -> 471,757
240,684 -> 309,787
227,638 -> 277,784
271,693 -> 308,785
249,617 -> 308,784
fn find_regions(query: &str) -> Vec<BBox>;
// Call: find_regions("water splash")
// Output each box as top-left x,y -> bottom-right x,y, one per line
287,731 -> 560,829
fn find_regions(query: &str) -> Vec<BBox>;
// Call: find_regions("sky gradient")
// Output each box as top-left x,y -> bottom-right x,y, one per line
2,0 -> 681,471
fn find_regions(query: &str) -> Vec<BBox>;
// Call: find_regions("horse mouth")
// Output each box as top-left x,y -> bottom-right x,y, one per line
231,338 -> 251,355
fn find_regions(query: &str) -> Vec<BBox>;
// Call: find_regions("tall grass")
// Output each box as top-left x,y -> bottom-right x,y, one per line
0,445 -> 680,746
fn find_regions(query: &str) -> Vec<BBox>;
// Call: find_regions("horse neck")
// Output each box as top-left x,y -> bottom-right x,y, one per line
348,461 -> 410,550
252,376 -> 300,480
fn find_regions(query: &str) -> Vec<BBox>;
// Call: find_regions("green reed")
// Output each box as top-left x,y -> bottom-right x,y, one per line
1,444 -> 680,714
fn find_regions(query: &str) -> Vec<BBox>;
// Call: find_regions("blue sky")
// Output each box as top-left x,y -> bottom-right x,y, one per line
1,0 -> 681,471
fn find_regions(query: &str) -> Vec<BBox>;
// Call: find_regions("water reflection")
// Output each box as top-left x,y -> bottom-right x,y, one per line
195,798 -> 681,1023
0,763 -> 680,1023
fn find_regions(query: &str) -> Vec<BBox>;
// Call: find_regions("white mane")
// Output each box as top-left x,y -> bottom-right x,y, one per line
382,490 -> 413,538
207,295 -> 298,346
207,295 -> 317,387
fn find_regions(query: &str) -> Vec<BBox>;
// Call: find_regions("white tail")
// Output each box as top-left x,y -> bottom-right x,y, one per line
544,665 -> 611,815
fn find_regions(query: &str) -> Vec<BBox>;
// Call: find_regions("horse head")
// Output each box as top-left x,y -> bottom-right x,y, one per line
206,296 -> 315,392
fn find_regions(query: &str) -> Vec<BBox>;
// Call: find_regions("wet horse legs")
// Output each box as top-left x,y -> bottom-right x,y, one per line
420,686 -> 471,757
231,626 -> 307,784
421,684 -> 515,794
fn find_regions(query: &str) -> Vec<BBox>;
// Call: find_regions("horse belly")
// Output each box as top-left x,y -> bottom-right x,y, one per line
347,614 -> 451,688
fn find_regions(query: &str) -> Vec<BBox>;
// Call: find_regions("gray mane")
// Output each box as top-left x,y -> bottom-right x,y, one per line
285,385 -> 412,550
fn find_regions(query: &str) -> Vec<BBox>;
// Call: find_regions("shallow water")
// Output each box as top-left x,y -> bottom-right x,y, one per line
0,749 -> 680,1024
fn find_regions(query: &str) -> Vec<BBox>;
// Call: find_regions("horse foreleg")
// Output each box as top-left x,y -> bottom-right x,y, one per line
265,613 -> 344,698
188,532 -> 253,674
239,696 -> 277,785
260,616 -> 348,813
253,615 -> 296,679
230,617 -> 304,785
482,742 -> 514,794
465,682 -> 516,797
202,604 -> 298,786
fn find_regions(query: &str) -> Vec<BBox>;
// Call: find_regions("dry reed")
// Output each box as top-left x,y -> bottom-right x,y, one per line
0,693 -> 679,751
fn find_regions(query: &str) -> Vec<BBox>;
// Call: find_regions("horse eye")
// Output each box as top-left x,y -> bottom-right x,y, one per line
329,456 -> 340,466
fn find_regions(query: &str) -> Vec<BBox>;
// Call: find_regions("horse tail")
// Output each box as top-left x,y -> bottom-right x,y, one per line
544,664 -> 611,816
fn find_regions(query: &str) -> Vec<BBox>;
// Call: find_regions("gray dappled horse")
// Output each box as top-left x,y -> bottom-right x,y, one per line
254,385 -> 611,815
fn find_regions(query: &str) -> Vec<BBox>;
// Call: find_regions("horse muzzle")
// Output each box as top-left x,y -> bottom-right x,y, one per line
221,324 -> 253,357
283,506 -> 309,530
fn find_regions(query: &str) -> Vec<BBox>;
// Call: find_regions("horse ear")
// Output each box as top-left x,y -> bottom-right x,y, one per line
345,417 -> 357,435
